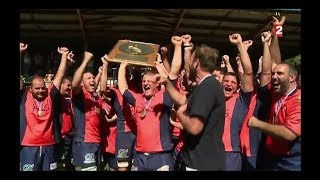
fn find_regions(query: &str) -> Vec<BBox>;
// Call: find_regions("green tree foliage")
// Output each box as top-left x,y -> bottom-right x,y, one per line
285,54 -> 301,72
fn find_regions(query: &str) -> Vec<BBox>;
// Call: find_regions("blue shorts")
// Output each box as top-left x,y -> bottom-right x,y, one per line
116,131 -> 136,164
242,155 -> 257,170
262,151 -> 301,171
72,142 -> 100,170
225,152 -> 242,171
133,151 -> 174,171
103,152 -> 118,170
20,145 -> 57,171
55,134 -> 73,162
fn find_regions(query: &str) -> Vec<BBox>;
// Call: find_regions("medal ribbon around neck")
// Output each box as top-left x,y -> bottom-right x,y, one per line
91,93 -> 100,114
273,86 -> 297,124
35,99 -> 43,117
140,96 -> 154,119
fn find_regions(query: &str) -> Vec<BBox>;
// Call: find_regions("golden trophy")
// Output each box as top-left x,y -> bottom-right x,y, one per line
107,40 -> 160,67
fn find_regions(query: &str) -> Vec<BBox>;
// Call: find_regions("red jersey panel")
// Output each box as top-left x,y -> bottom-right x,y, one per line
222,92 -> 239,151
22,87 -> 56,146
60,95 -> 74,137
112,88 -> 136,133
101,101 -> 117,154
134,89 -> 165,152
240,92 -> 257,156
266,88 -> 301,155
73,89 -> 103,143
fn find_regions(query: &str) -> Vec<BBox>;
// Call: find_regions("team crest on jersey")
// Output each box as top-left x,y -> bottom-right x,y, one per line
84,153 -> 95,164
50,162 -> 57,170
117,149 -> 129,158
22,164 -> 34,171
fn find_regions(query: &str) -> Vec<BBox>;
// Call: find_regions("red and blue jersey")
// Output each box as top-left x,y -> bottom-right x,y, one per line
111,88 -> 136,133
101,101 -> 117,154
222,90 -> 252,152
72,88 -> 103,143
59,95 -> 74,137
20,84 -> 60,146
240,91 -> 261,157
265,85 -> 301,155
123,87 -> 174,153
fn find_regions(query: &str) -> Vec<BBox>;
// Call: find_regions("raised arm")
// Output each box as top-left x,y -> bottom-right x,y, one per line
169,36 -> 183,79
229,33 -> 254,92
270,16 -> 286,69
156,74 -> 187,107
118,61 -> 129,95
222,55 -> 234,73
235,55 -> 244,76
160,46 -> 171,74
20,43 -> 28,90
72,51 -> 94,95
20,43 -> 28,74
256,56 -> 263,76
95,66 -> 103,89
52,47 -> 72,89
154,53 -> 169,79
181,34 -> 193,72
100,55 -> 109,94
260,31 -> 273,87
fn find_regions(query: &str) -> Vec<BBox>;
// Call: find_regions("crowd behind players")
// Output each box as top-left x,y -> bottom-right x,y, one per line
19,15 -> 301,171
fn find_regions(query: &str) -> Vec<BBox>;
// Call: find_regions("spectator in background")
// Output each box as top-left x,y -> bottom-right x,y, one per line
30,53 -> 46,76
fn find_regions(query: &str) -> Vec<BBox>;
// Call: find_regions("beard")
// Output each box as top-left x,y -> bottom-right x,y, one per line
279,79 -> 291,95
188,66 -> 197,82
273,78 -> 290,95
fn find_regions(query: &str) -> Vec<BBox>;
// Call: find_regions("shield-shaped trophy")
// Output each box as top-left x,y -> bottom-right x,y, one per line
107,40 -> 160,67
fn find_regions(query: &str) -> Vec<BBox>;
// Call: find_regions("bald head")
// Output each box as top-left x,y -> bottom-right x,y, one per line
81,72 -> 96,93
31,77 -> 46,87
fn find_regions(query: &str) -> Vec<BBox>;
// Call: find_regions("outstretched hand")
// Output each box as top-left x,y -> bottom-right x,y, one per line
57,47 -> 70,55
261,31 -> 272,43
181,34 -> 192,44
101,54 -> 111,66
67,51 -> 75,63
160,46 -> 168,56
222,55 -> 230,65
20,43 -> 28,53
229,33 -> 243,45
272,15 -> 286,26
243,40 -> 253,51
155,53 -> 163,64
83,51 -> 94,62
171,36 -> 183,46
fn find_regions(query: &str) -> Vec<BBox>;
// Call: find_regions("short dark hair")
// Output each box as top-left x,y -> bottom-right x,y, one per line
213,67 -> 227,75
62,76 -> 72,83
223,72 -> 240,85
282,62 -> 298,77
